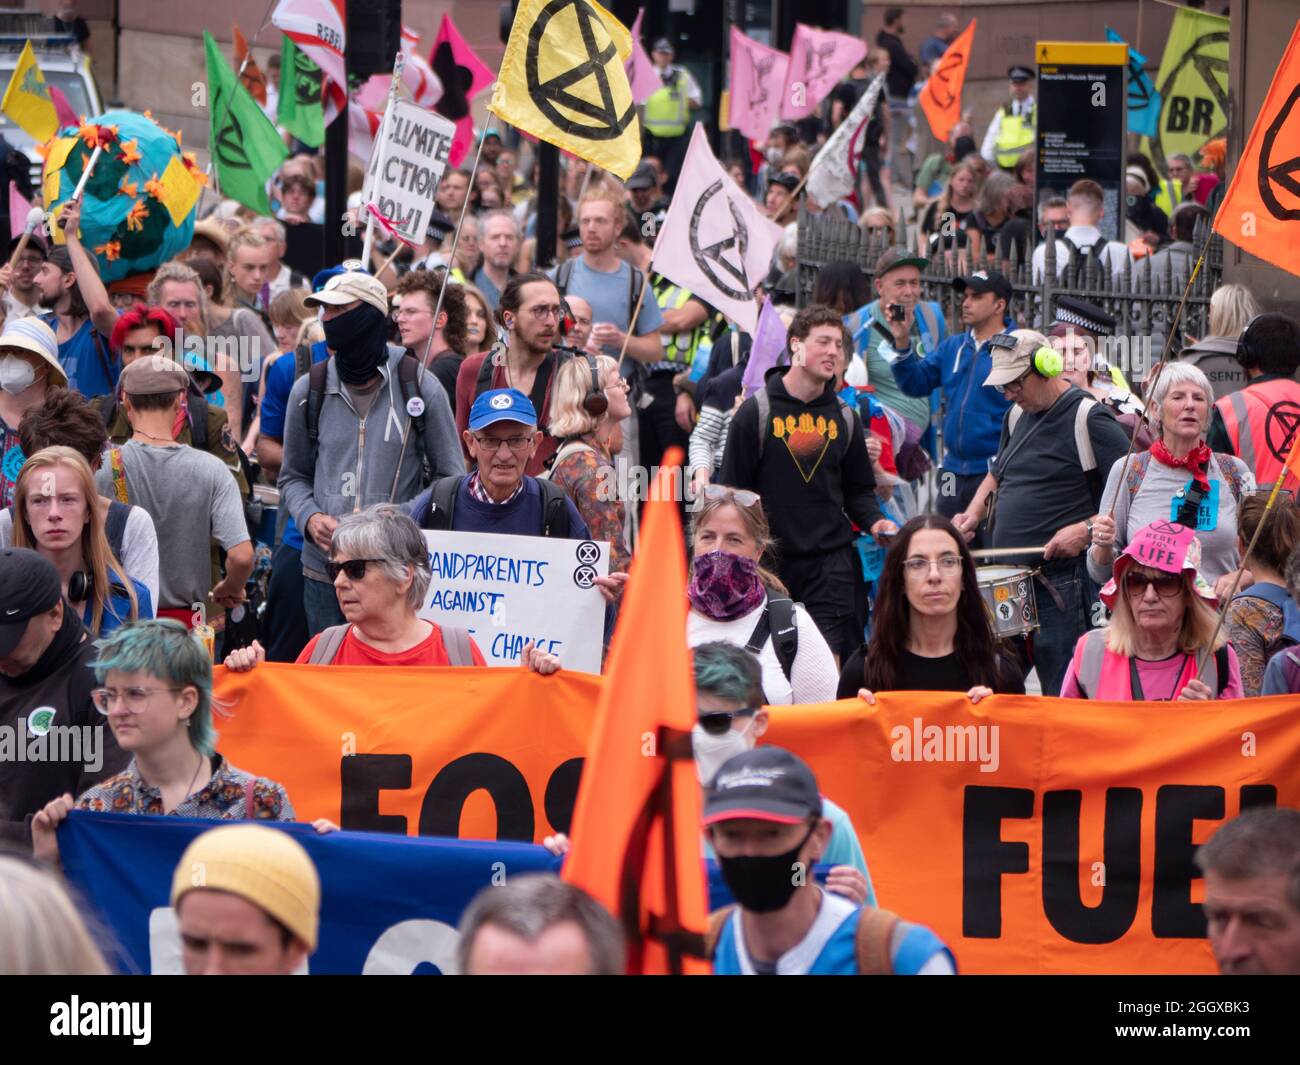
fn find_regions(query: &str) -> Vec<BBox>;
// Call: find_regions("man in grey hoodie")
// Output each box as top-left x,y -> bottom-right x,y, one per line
278,271 -> 463,635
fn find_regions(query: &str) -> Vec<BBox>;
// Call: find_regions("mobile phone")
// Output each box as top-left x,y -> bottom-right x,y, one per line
887,303 -> 905,323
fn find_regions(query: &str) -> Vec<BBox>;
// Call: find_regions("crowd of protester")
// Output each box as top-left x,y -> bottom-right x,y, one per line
0,10 -> 1298,979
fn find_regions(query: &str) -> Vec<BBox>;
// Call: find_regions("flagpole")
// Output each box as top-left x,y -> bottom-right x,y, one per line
615,278 -> 651,374
362,52 -> 407,269
1196,465 -> 1296,679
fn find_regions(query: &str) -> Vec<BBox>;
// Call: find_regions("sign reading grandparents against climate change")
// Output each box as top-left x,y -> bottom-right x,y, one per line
419,529 -> 609,673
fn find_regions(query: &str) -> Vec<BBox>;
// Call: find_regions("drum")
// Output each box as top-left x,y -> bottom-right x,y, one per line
976,566 -> 1039,638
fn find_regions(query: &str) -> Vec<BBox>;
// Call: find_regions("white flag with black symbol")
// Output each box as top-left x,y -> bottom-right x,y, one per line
805,72 -> 886,211
650,124 -> 784,335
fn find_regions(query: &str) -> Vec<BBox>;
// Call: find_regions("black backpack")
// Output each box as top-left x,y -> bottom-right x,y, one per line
416,474 -> 572,537
305,353 -> 432,487
744,589 -> 799,684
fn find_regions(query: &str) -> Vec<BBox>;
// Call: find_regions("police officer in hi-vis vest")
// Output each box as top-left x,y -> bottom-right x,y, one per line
643,38 -> 701,193
981,65 -> 1036,171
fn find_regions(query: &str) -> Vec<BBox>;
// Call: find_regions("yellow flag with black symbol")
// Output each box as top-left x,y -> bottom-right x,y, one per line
489,0 -> 640,180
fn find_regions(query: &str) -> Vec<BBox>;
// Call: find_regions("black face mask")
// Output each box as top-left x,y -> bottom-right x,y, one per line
716,824 -> 817,914
322,303 -> 389,385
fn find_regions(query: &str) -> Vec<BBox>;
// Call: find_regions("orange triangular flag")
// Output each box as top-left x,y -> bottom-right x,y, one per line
562,448 -> 710,975
919,19 -> 976,141
1212,19 -> 1300,276
233,24 -> 268,107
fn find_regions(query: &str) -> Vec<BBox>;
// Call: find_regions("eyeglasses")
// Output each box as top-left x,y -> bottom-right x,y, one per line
997,369 -> 1033,395
524,304 -> 563,322
904,555 -> 963,577
701,485 -> 761,507
474,433 -> 534,453
1124,570 -> 1185,599
92,686 -> 184,714
392,306 -> 431,320
698,709 -> 757,735
325,558 -> 384,582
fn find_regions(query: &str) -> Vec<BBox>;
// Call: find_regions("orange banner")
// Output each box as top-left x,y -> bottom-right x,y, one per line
1211,18 -> 1300,276
215,664 -> 599,841
213,667 -> 1300,974
919,19 -> 976,141
768,692 -> 1300,975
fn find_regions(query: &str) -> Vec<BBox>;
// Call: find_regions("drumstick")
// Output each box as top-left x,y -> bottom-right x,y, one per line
970,546 -> 1049,559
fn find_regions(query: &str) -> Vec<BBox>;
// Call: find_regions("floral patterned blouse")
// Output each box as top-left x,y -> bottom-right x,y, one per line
76,754 -> 295,821
548,440 -> 631,576
0,419 -> 23,509
1224,594 -> 1284,699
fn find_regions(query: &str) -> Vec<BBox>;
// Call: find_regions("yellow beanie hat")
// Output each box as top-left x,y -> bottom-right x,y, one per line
170,825 -> 321,951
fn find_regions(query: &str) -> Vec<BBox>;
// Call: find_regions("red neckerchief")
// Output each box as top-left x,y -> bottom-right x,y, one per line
1150,438 -> 1211,491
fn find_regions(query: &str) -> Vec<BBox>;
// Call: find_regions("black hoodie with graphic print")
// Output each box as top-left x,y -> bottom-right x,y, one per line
718,370 -> 884,560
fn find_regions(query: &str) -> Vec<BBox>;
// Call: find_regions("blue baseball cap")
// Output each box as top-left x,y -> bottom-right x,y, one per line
468,388 -> 538,431
311,264 -> 350,293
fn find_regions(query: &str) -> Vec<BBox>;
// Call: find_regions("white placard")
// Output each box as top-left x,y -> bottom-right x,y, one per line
364,98 -> 456,245
419,529 -> 609,674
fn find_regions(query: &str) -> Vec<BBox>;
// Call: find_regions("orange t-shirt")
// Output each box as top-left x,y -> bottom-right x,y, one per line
296,624 -> 487,667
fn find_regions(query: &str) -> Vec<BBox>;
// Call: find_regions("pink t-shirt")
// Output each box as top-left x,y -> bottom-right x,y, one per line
1061,646 -> 1244,700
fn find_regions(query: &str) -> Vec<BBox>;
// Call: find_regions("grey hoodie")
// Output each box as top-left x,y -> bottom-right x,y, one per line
278,347 -> 464,576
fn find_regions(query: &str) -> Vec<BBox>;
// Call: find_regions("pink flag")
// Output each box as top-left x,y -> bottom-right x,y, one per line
348,99 -> 380,164
741,297 -> 789,397
430,13 -> 497,167
48,84 -> 80,130
780,24 -> 868,120
651,125 -> 784,334
728,28 -> 791,143
272,0 -> 348,122
10,183 -> 33,239
626,10 -> 662,105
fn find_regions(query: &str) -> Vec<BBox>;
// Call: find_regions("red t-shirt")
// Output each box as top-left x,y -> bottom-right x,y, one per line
296,624 -> 487,667
454,351 -> 559,475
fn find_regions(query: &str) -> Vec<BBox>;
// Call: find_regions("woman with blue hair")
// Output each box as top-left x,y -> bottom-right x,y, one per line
31,619 -> 311,863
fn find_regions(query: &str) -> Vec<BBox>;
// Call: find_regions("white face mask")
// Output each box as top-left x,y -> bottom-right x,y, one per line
693,716 -> 757,786
0,355 -> 37,396
766,146 -> 784,165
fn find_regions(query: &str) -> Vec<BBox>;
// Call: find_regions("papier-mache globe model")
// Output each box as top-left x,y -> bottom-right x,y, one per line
40,108 -> 207,282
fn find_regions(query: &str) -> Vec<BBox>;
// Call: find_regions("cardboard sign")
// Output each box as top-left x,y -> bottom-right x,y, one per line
363,99 -> 456,245
419,529 -> 609,674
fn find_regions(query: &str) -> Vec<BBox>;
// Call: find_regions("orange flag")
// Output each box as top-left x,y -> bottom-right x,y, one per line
561,448 -> 710,975
1211,19 -> 1300,276
233,24 -> 268,107
919,19 -> 976,141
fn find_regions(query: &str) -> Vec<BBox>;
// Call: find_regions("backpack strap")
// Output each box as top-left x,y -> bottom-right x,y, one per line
308,624 -> 351,665
554,259 -> 574,298
1125,450 -> 1154,508
855,906 -> 900,976
535,477 -> 572,537
104,500 -> 130,563
627,265 -> 645,334
1212,453 -> 1247,505
187,387 -> 209,450
420,475 -> 464,530
88,326 -> 116,388
744,591 -> 799,685
1073,397 -> 1102,507
305,358 -> 330,468
1214,644 -> 1229,697
704,905 -> 736,960
755,389 -> 771,458
475,349 -> 497,398
540,439 -> 595,481
108,446 -> 129,504
244,779 -> 257,819
838,397 -> 861,457
293,341 -> 312,380
396,353 -> 432,486
441,625 -> 476,666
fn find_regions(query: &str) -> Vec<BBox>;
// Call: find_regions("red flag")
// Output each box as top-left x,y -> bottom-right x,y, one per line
233,24 -> 268,106
47,83 -> 79,130
271,0 -> 347,123
918,19 -> 975,141
562,450 -> 710,975
429,13 -> 497,167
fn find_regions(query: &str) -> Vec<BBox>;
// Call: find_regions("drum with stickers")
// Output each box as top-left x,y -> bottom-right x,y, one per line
976,565 -> 1039,638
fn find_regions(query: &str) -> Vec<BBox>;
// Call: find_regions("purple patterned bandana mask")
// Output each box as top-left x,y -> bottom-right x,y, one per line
687,550 -> 766,621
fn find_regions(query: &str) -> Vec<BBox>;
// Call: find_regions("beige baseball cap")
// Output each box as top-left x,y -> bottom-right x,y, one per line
304,270 -> 389,315
984,328 -> 1053,388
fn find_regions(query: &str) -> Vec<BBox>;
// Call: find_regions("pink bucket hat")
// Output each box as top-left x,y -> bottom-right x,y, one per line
1100,520 -> 1217,610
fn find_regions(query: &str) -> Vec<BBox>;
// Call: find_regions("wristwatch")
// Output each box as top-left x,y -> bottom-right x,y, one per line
1085,519 -> 1096,545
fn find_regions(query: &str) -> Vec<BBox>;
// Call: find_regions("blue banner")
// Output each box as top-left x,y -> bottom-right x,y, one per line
60,812 -> 750,974
60,811 -> 561,975
1106,27 -> 1162,139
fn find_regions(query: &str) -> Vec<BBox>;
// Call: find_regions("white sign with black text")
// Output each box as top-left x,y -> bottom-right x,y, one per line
363,98 -> 456,245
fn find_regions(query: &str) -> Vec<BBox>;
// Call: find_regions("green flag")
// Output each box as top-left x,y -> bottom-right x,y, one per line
204,31 -> 287,215
1146,7 -> 1229,170
277,35 -> 325,149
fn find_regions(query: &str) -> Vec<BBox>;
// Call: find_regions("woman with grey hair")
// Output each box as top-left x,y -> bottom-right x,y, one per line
226,504 -> 560,671
1089,361 -> 1254,595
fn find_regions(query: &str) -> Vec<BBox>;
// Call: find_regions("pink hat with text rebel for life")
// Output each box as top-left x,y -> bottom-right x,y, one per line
1099,520 -> 1217,611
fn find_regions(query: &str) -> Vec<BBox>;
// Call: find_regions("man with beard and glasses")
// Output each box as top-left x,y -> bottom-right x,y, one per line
704,746 -> 954,975
278,271 -> 462,635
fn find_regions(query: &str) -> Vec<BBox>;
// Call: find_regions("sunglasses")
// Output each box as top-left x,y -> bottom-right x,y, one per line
1123,570 -> 1184,599
702,485 -> 760,507
325,558 -> 383,582
698,709 -> 757,735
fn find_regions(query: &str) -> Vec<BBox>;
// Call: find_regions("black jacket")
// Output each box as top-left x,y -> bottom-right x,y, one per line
876,30 -> 918,99
718,370 -> 883,559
